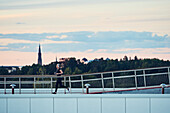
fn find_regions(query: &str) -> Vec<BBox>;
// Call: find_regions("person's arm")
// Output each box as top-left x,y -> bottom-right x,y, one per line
59,69 -> 63,75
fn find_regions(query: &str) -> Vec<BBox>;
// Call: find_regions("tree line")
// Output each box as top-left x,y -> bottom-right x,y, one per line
0,56 -> 170,75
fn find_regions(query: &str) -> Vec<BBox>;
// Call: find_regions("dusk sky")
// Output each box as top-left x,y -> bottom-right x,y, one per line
0,0 -> 170,66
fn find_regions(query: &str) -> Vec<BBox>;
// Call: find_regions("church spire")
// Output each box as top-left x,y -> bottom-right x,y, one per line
38,44 -> 42,65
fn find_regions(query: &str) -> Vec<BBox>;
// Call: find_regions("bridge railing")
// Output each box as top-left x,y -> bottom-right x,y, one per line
0,66 -> 170,94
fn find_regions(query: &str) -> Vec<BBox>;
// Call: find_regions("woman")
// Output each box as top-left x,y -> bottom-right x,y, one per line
53,64 -> 69,94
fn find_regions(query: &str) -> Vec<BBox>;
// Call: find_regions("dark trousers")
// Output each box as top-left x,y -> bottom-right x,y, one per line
55,78 -> 67,92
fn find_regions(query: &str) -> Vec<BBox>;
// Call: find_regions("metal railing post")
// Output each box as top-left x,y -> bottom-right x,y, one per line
19,77 -> 21,94
101,73 -> 104,91
134,71 -> 138,89
51,77 -> 53,94
64,77 -> 66,86
112,72 -> 115,91
34,77 -> 36,94
143,70 -> 147,87
4,77 -> 6,94
81,75 -> 84,93
168,67 -> 170,85
69,76 -> 72,93
64,77 -> 66,94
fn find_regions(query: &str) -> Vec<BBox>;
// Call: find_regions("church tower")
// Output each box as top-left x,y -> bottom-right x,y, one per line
38,44 -> 42,65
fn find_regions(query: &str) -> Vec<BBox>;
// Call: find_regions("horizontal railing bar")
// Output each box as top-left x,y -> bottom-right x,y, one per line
6,81 -> 19,83
71,78 -> 102,82
61,66 -> 170,77
0,75 -> 62,78
145,72 -> 168,76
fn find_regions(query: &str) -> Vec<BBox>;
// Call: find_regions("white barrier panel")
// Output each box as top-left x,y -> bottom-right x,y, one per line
0,94 -> 170,113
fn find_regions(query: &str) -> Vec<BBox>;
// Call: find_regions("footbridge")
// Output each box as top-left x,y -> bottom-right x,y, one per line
0,66 -> 170,94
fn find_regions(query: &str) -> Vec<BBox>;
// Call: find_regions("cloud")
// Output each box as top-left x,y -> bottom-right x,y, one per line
21,46 -> 30,49
60,35 -> 68,39
46,35 -> 59,39
0,38 -> 37,46
85,49 -> 94,52
46,35 -> 68,39
112,48 -> 170,54
0,38 -> 80,46
40,39 -> 79,44
0,0 -> 163,10
112,48 -> 143,52
0,47 -> 8,49
0,31 -> 169,53
95,49 -> 108,53
16,22 -> 25,24
0,13 -> 32,19
87,35 -> 92,38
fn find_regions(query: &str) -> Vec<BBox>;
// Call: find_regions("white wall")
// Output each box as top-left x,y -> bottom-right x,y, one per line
0,94 -> 170,113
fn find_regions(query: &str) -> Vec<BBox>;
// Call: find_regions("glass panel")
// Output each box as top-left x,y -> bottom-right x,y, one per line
136,70 -> 143,75
6,78 -> 19,81
104,79 -> 113,88
36,83 -> 51,88
137,76 -> 144,87
0,78 -> 4,89
83,74 -> 101,80
36,78 -> 51,81
114,71 -> 135,77
21,78 -> 34,81
71,76 -> 81,81
103,73 -> 112,78
71,82 -> 82,88
146,74 -> 169,86
0,84 -> 3,88
0,78 -> 4,81
21,84 -> 34,88
145,68 -> 168,74
115,77 -> 135,88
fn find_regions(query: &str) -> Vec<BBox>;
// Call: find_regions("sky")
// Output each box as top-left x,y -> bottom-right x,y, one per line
0,0 -> 170,66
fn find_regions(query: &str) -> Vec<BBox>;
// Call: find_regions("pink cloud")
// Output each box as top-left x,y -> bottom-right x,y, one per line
95,49 -> 108,53
46,35 -> 68,39
112,48 -> 170,54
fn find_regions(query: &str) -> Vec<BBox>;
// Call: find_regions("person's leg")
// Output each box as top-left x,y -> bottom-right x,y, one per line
58,78 -> 62,87
54,79 -> 60,93
59,79 -> 68,88
59,78 -> 69,92
61,82 -> 69,91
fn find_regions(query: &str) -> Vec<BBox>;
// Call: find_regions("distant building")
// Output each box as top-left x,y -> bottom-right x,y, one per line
58,58 -> 71,68
59,58 -> 67,63
105,58 -> 110,61
56,57 -> 58,63
0,66 -> 20,73
81,58 -> 88,64
37,44 -> 42,65
123,55 -> 128,61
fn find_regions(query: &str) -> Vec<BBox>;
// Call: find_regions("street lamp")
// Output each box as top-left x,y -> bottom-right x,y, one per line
10,84 -> 16,94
